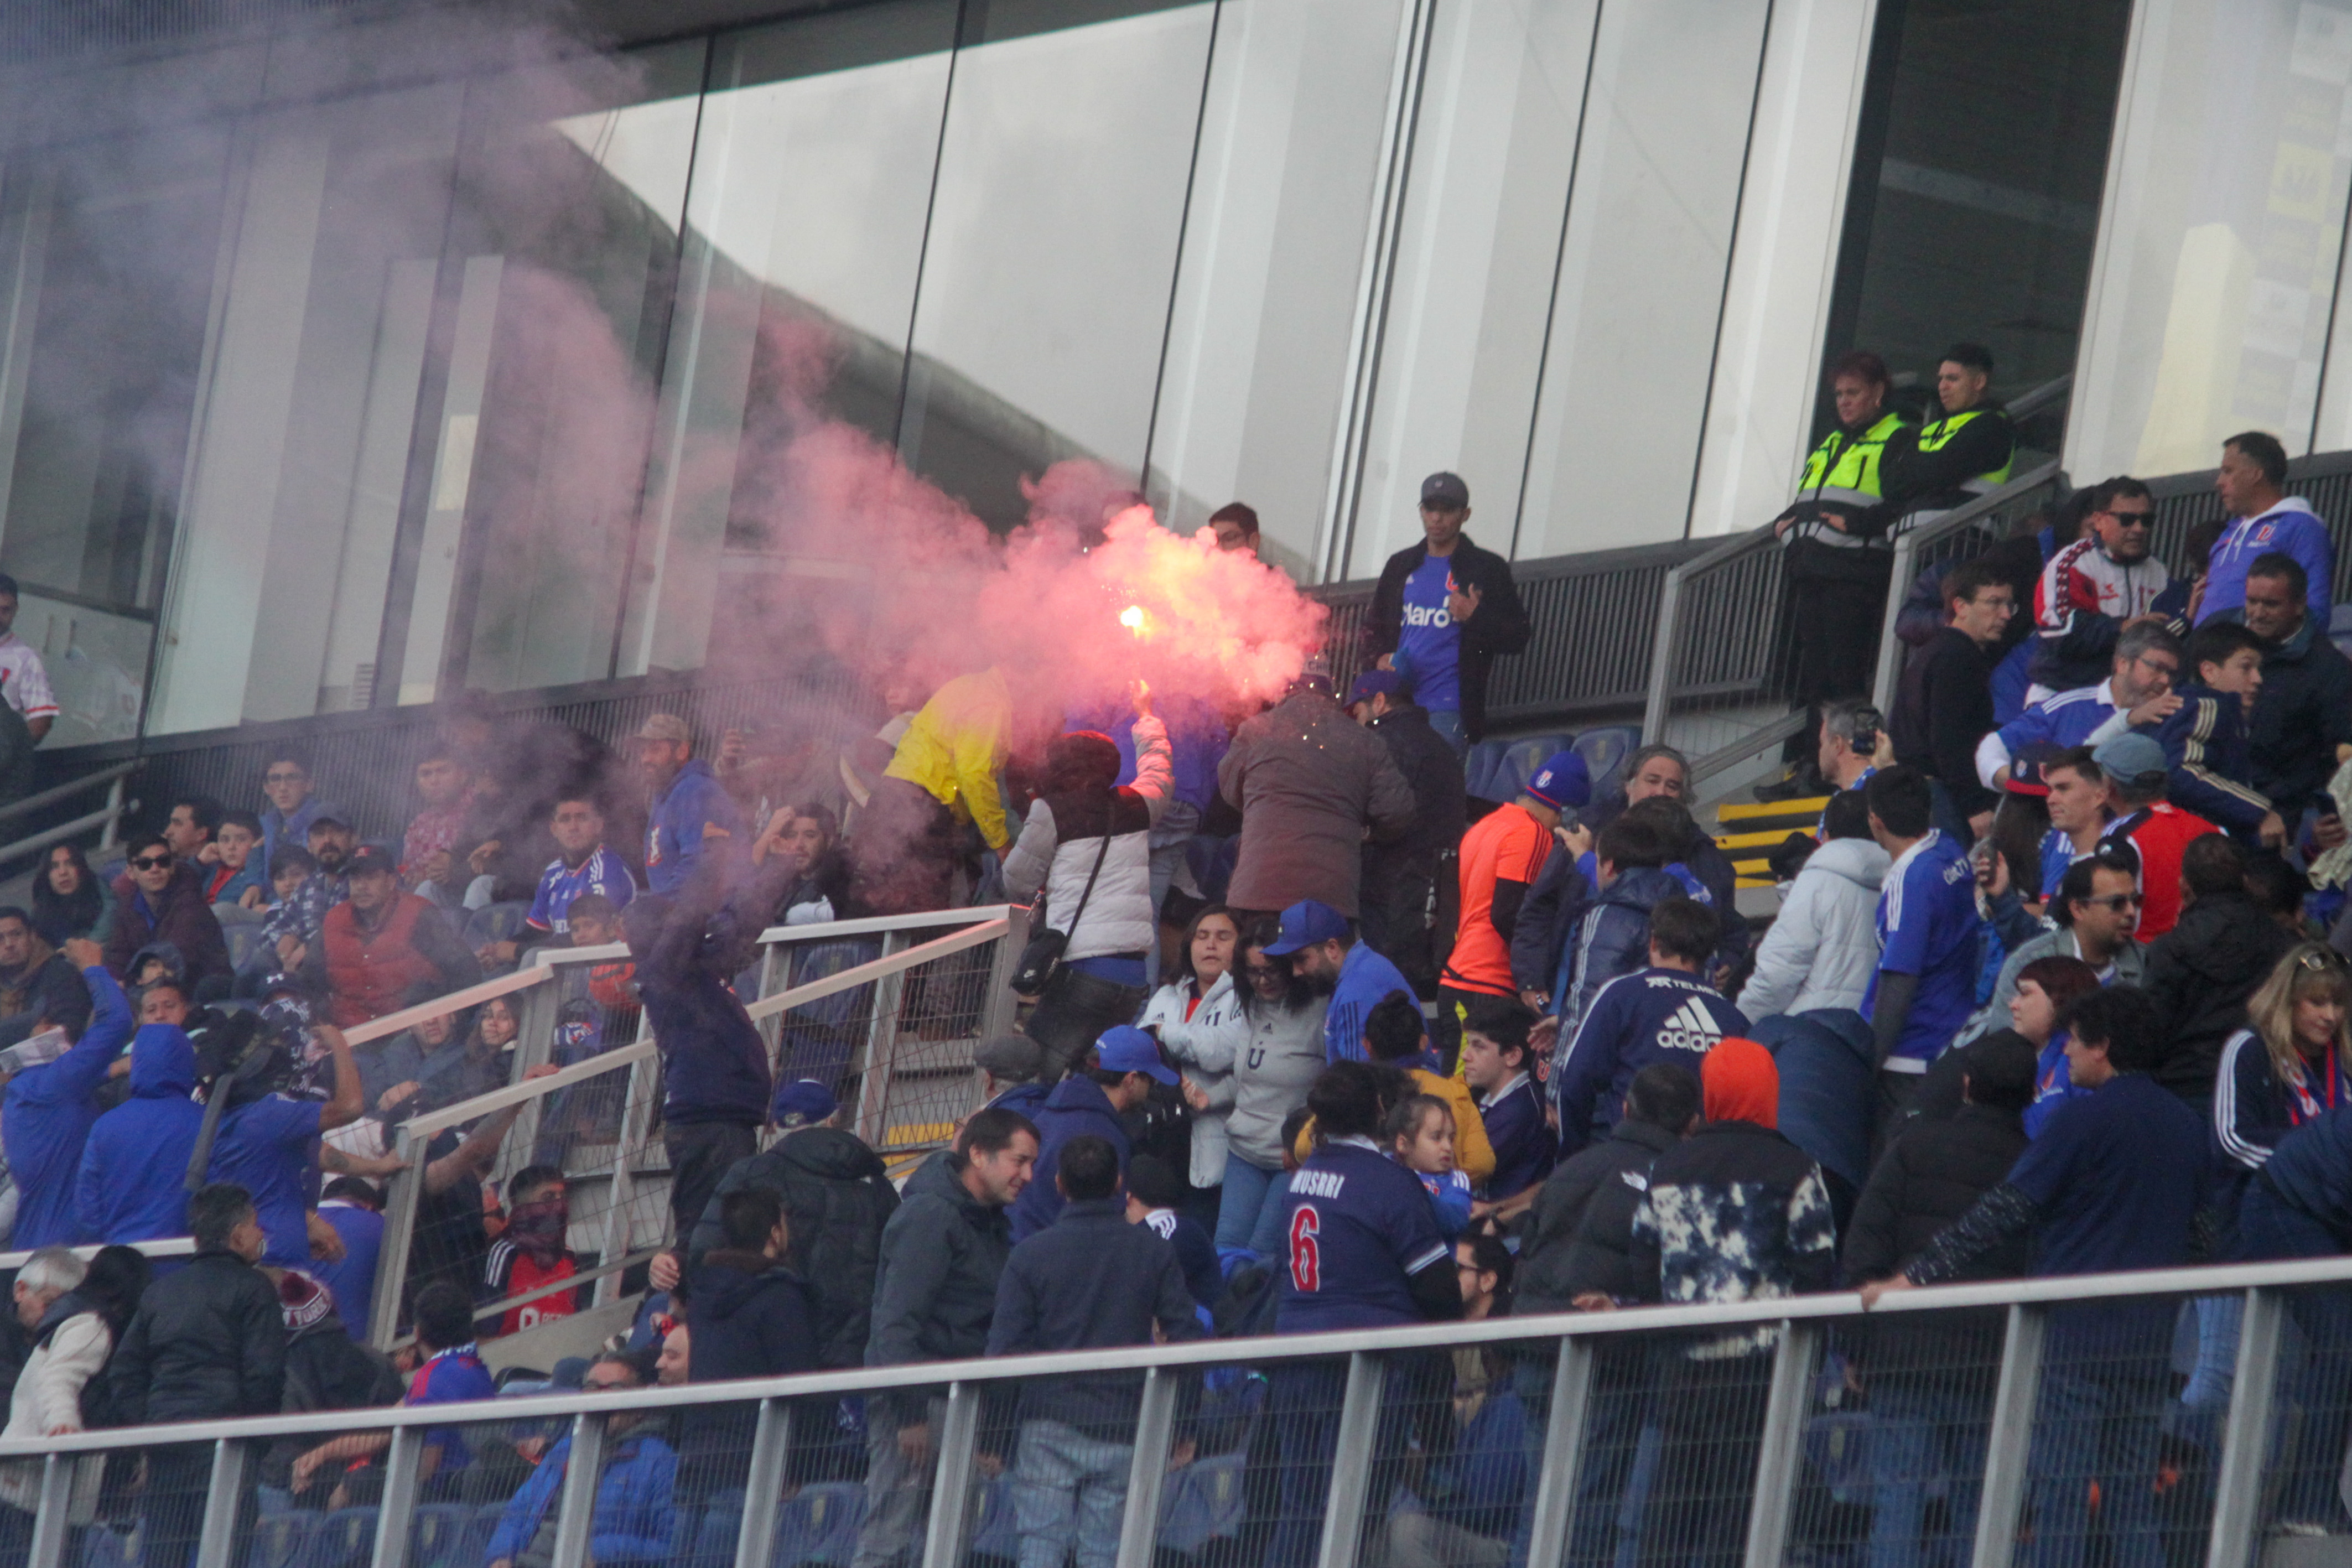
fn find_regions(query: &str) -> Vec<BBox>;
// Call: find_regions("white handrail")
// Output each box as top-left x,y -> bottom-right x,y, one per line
342,964 -> 549,1046
743,916 -> 1011,1022
401,1039 -> 657,1140
0,1235 -> 193,1270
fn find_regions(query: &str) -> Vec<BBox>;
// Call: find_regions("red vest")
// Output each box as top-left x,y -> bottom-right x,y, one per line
324,894 -> 442,1027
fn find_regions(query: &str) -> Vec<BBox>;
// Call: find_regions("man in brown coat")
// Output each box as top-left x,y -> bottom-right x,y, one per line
1217,669 -> 1415,923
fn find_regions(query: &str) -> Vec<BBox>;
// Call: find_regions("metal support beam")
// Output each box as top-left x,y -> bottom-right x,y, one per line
27,1453 -> 73,1568
1116,1367 -> 1181,1568
193,1439 -> 248,1568
549,1411 -> 608,1568
1317,1353 -> 1388,1568
734,1399 -> 795,1568
921,1383 -> 983,1568
368,1133 -> 429,1352
368,1427 -> 426,1568
597,1010 -> 659,1305
2205,1287 -> 2286,1568
1523,1338 -> 1596,1568
1641,565 -> 1688,743
1743,1322 -> 1820,1567
1971,1303 -> 2048,1568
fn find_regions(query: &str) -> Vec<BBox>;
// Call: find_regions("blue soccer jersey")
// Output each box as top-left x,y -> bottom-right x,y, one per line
1277,1139 -> 1450,1333
1863,829 -> 1981,1071
1553,968 -> 1749,1156
526,846 -> 636,936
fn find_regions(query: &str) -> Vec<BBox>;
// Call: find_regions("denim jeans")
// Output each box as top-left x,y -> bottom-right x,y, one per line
1866,1379 -> 1984,1568
1425,708 -> 1468,758
2022,1354 -> 2168,1568
1011,1419 -> 1130,1568
1214,1157 -> 1290,1261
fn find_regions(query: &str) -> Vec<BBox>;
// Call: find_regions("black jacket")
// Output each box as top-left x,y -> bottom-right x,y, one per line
106,1248 -> 286,1426
866,1150 -> 1014,1421
1627,1121 -> 1837,1321
2237,610 -> 2352,824
1571,790 -> 1749,974
1361,703 -> 1467,990
1859,404 -> 2016,533
686,1126 -> 900,1369
1367,535 -> 1531,742
2142,891 -> 2296,1097
1840,1102 -> 2028,1376
260,1310 -> 401,1487
0,948 -> 91,1051
1518,1118 -> 1678,1312
688,1249 -> 821,1382
984,1197 -> 1201,1429
1891,627 -> 1998,819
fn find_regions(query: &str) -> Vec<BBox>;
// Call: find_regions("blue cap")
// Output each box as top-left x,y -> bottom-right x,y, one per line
1263,899 -> 1349,956
1093,1025 -> 1178,1086
771,1078 -> 838,1128
2091,731 -> 2168,787
1525,750 -> 1591,811
1346,668 -> 1405,707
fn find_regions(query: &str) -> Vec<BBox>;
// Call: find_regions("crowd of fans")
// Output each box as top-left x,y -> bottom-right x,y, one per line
7,405 -> 2352,1568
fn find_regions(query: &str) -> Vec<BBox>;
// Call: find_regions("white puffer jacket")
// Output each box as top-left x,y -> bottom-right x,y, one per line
1140,970 -> 1248,1188
1005,715 -> 1172,962
1740,836 -> 1891,1019
0,1310 -> 109,1519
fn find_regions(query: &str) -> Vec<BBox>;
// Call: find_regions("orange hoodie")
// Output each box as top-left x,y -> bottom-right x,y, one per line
1702,1037 -> 1779,1128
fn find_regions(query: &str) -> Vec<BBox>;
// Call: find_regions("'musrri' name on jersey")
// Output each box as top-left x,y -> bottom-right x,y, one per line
1276,1140 -> 1448,1334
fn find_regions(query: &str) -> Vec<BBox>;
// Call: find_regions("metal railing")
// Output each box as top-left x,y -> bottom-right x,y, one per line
353,905 -> 1025,1348
15,1253 -> 2352,1568
0,758 -> 137,868
1644,376 -> 2073,797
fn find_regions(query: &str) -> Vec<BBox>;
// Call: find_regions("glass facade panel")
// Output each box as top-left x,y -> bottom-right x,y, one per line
1147,0 -> 1411,578
1513,0 -> 1774,559
622,1 -> 957,681
896,0 -> 1217,529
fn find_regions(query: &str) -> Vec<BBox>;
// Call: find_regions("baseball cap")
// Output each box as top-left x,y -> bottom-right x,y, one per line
345,844 -> 397,878
771,1078 -> 838,1128
307,811 -> 352,834
1420,471 -> 1470,510
2091,731 -> 2167,788
973,1033 -> 1047,1083
1525,750 -> 1592,811
1263,899 -> 1348,956
2003,743 -> 2063,798
1093,1025 -> 1178,1086
636,713 -> 691,744
1346,669 -> 1405,708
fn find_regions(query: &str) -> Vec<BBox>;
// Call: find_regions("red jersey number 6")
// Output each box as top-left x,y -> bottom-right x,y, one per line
1289,1205 -> 1321,1292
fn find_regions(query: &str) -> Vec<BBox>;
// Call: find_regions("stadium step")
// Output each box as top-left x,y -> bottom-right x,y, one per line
1710,795 -> 1827,891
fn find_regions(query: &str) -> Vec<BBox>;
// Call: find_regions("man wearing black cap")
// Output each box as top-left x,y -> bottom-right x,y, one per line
1366,471 -> 1530,756
304,844 -> 481,1030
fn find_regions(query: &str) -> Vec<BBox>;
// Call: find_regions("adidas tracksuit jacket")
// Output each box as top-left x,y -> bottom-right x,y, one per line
1553,967 -> 1749,1158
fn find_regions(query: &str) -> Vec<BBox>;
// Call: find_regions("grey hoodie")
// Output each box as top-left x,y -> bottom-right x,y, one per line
1740,837 -> 1889,1020
1221,999 -> 1326,1171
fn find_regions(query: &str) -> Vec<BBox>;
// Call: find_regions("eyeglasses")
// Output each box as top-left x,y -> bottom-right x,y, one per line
2106,510 -> 2156,527
2080,892 -> 2141,911
128,855 -> 172,871
2299,949 -> 2349,974
1244,965 -> 1283,979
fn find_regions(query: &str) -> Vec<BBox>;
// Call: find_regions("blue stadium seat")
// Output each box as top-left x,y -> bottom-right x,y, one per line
772,1482 -> 866,1567
314,1508 -> 378,1568
460,1504 -> 502,1568
407,1504 -> 475,1568
2330,602 -> 2352,661
78,1523 -> 140,1568
968,1474 -> 1017,1560
1157,1452 -> 1247,1552
692,1499 -> 743,1568
1572,725 -> 1642,802
1462,739 -> 1512,802
244,1509 -> 316,1568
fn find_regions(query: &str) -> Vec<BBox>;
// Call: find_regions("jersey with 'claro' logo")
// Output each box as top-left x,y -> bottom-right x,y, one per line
1396,556 -> 1462,712
1277,1139 -> 1450,1334
1863,828 -> 1980,1071
1552,968 -> 1750,1157
526,845 -> 636,936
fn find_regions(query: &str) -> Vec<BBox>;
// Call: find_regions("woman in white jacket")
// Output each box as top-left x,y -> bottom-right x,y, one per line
1740,791 -> 1890,1020
0,1245 -> 143,1528
1139,906 -> 1248,1192
1005,697 -> 1172,1076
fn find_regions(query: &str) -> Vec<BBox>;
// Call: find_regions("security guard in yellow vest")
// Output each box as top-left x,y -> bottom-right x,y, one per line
1868,341 -> 2016,532
1772,351 -> 1913,743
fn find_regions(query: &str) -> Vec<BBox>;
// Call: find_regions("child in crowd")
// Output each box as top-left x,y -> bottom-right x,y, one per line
268,848 -> 316,911
1124,1151 -> 1222,1315
202,809 -> 267,910
1388,1092 -> 1472,1239
564,894 -> 636,1011
1460,995 -> 1553,1212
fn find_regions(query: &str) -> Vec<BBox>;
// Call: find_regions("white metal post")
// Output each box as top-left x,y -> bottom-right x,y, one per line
1971,1303 -> 2048,1568
1316,1353 -> 1389,1568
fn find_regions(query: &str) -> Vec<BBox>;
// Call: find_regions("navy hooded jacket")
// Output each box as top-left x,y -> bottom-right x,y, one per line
626,848 -> 793,1128
78,1022 -> 205,1243
2,964 -> 133,1248
1009,1076 -> 1132,1243
1551,867 -> 1688,1040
